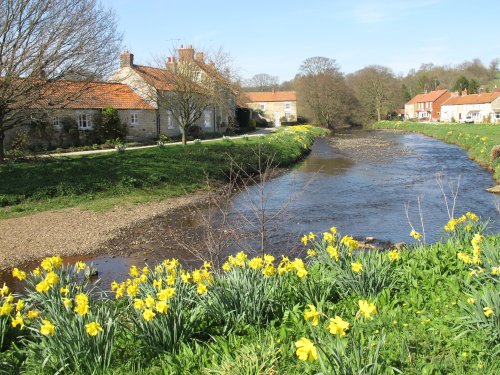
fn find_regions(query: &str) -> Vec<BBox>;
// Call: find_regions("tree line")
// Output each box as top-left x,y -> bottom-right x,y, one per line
244,57 -> 500,130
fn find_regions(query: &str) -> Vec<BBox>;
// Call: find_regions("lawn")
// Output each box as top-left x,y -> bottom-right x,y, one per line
0,126 -> 326,219
370,121 -> 500,182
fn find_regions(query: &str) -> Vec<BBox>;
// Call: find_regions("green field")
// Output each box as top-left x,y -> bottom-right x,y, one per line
1,218 -> 498,373
370,121 -> 500,182
0,126 -> 326,219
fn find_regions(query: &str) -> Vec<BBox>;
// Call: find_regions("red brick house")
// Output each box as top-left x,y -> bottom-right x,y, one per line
405,89 -> 451,121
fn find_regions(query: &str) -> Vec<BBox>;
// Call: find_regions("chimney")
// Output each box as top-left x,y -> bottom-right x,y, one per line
178,44 -> 195,62
196,52 -> 204,62
120,50 -> 134,68
462,88 -> 467,96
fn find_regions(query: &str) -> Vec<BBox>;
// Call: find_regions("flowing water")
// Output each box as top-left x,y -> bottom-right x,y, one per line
2,129 -> 499,288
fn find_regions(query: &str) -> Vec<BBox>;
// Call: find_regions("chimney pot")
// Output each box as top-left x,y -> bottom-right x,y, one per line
120,50 -> 134,68
180,44 -> 184,48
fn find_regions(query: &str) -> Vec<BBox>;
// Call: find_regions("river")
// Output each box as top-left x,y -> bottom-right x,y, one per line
2,129 -> 499,287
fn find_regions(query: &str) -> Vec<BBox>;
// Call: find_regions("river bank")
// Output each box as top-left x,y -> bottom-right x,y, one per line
0,126 -> 326,270
369,121 -> 500,184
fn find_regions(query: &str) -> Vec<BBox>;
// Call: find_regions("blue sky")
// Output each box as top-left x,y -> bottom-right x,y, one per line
104,0 -> 500,82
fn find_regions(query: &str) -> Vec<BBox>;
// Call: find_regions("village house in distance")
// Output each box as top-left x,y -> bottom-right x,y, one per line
245,89 -> 297,126
405,88 -> 500,123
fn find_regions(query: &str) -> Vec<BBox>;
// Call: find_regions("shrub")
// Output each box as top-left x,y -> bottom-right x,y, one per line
91,106 -> 128,144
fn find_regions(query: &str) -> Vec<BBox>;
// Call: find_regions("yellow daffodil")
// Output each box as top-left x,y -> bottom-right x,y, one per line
74,303 -> 89,316
197,283 -> 208,295
328,316 -> 349,336
249,257 -> 264,269
60,285 -> 70,295
45,271 -> 59,286
143,308 -> 156,321
264,254 -> 275,264
304,305 -> 320,326
467,297 -> 475,304
15,299 -> 24,312
262,264 -> 276,277
157,287 -> 176,301
133,299 -> 144,310
306,249 -> 317,257
62,298 -> 73,308
0,283 -> 9,297
145,295 -> 155,308
410,230 -> 421,241
295,337 -> 318,361
75,261 -> 86,271
388,250 -> 400,261
12,268 -> 27,280
85,321 -> 103,336
35,280 -> 50,293
358,300 -> 377,320
11,312 -> 24,329
129,266 -> 139,278
351,262 -> 363,273
180,272 -> 192,283
156,300 -> 169,314
27,310 -> 40,319
327,245 -> 339,261
301,235 -> 309,245
126,284 -> 138,297
40,320 -> 55,336
491,266 -> 500,276
483,307 -> 494,318
0,302 -> 13,316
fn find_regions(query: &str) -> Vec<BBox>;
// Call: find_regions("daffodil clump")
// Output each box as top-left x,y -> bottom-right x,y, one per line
113,259 -> 209,354
295,301 -> 385,372
4,256 -> 119,373
302,227 -> 400,297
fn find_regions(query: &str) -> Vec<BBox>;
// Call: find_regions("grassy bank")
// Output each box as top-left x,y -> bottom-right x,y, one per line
0,126 -> 326,219
1,215 -> 499,373
369,121 -> 500,183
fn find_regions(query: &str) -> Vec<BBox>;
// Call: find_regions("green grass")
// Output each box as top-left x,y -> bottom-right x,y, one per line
369,121 -> 500,182
0,126 -> 326,219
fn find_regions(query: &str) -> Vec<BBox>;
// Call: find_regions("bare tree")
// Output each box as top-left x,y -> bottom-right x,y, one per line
295,57 -> 358,132
0,0 -> 122,161
150,47 -> 238,145
243,73 -> 279,91
347,65 -> 402,121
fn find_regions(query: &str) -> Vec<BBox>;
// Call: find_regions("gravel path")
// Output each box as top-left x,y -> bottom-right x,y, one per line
0,192 -> 208,271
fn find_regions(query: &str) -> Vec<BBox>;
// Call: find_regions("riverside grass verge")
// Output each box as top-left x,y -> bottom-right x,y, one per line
1,215 -> 499,374
369,121 -> 500,183
0,126 -> 326,220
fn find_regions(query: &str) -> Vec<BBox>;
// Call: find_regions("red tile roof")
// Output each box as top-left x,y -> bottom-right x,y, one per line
245,91 -> 296,103
132,65 -> 175,91
442,92 -> 500,105
38,81 -> 154,110
406,89 -> 448,105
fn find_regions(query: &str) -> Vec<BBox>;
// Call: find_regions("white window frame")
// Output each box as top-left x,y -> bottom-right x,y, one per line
167,110 -> 173,129
203,110 -> 212,128
77,112 -> 92,130
284,102 -> 291,110
52,116 -> 61,129
130,112 -> 139,126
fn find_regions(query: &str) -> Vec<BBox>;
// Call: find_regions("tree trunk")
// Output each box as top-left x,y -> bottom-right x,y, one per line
181,128 -> 187,145
0,124 -> 5,162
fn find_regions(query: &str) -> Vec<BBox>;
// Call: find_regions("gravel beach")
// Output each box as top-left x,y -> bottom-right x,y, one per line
0,192 -> 208,271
